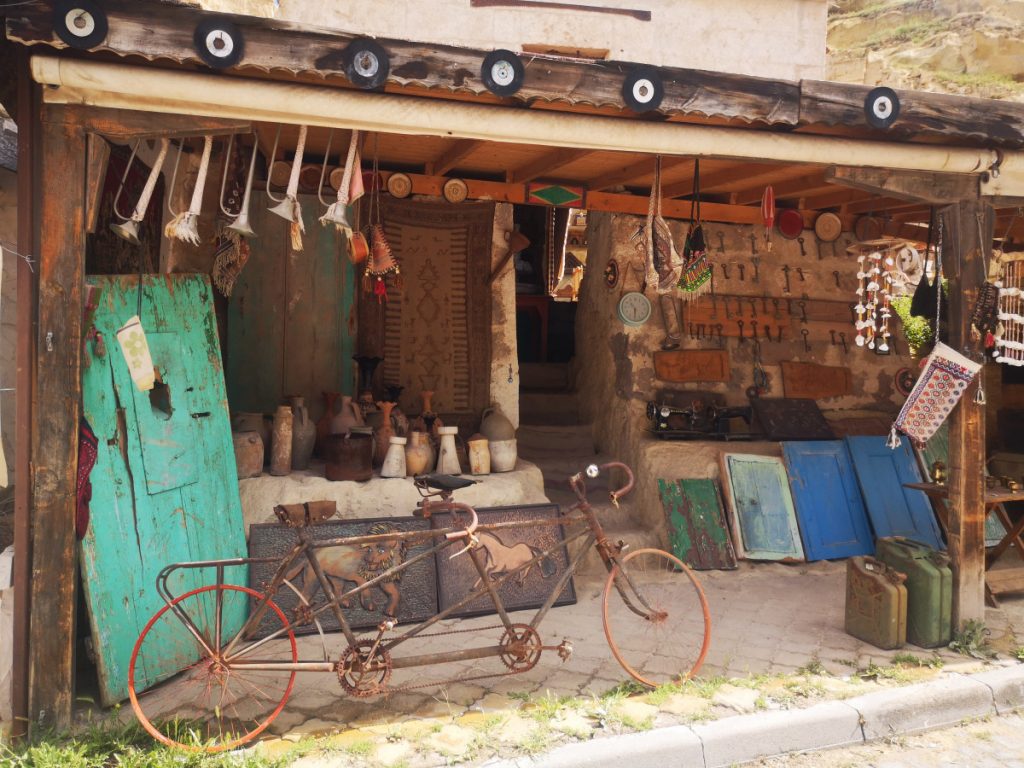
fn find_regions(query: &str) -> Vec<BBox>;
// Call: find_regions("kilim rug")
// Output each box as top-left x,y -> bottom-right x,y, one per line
380,199 -> 495,416
889,341 -> 981,448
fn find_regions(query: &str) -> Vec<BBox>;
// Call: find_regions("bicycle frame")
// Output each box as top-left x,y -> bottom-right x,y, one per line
151,466 -> 637,678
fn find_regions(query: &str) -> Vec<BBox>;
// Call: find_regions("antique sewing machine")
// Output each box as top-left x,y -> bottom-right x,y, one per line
646,390 -> 755,440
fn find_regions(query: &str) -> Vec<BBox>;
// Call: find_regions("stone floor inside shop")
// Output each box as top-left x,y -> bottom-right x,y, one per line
77,425 -> 1024,764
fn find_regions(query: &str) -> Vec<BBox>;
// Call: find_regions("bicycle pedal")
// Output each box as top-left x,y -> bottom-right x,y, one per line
556,640 -> 573,662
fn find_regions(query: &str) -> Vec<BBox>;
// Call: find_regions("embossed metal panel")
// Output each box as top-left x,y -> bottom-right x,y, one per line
249,517 -> 437,636
432,504 -> 576,618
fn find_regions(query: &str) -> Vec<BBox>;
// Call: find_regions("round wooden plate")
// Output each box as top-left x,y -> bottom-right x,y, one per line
814,212 -> 843,243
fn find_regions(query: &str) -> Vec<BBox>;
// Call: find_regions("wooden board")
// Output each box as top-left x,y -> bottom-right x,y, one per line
227,194 -> 356,427
845,436 -> 945,551
782,441 -> 873,561
653,349 -> 730,383
749,398 -> 835,441
431,505 -> 576,618
657,479 -> 737,570
249,518 -> 438,635
780,361 -> 853,400
720,454 -> 805,561
80,275 -> 247,706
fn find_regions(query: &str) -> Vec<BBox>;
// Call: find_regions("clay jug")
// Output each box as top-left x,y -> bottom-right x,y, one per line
232,412 -> 271,463
436,426 -> 461,474
480,404 -> 515,442
381,436 -> 407,478
330,395 -> 364,435
372,401 -> 397,467
489,438 -> 518,473
232,431 -> 264,479
467,433 -> 490,475
269,405 -> 293,476
316,392 -> 341,456
289,396 -> 317,471
405,431 -> 433,476
324,432 -> 374,482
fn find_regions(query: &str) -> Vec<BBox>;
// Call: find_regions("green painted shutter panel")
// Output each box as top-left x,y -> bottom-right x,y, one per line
658,478 -> 737,570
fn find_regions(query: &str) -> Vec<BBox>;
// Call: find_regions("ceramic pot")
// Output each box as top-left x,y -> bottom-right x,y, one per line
480,404 -> 515,442
467,433 -> 490,475
372,401 -> 397,467
290,396 -> 317,470
269,405 -> 293,476
405,431 -> 433,477
489,438 -> 518,473
324,432 -> 374,482
232,431 -> 263,479
436,426 -> 461,475
381,436 -> 408,478
316,392 -> 341,457
330,394 -> 364,435
232,412 -> 271,462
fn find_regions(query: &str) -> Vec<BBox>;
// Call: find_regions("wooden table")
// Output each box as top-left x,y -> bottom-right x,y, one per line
904,482 -> 1024,606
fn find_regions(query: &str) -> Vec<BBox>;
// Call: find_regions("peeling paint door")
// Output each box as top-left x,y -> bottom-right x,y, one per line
657,479 -> 737,570
782,441 -> 873,561
845,436 -> 945,550
721,454 -> 804,561
80,275 -> 247,706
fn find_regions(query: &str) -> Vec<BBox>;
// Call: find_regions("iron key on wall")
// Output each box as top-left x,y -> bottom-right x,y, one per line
721,263 -> 731,280
772,298 -> 781,319
829,329 -> 837,346
748,298 -> 758,317
749,232 -> 758,255
796,267 -> 806,281
737,319 -> 745,342
839,331 -> 848,354
751,255 -> 761,283
716,231 -> 726,254
737,263 -> 746,281
797,237 -> 806,257
832,270 -> 841,288
801,328 -> 810,352
782,264 -> 792,293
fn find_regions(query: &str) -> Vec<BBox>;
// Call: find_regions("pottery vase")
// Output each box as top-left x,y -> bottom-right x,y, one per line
316,392 -> 341,456
232,412 -> 271,464
489,438 -> 518,473
467,433 -> 490,475
380,436 -> 408,478
324,431 -> 374,482
269,405 -> 293,476
372,401 -> 397,467
232,431 -> 264,479
405,431 -> 433,477
330,395 -> 365,435
480,404 -> 516,442
289,396 -> 317,471
436,426 -> 461,474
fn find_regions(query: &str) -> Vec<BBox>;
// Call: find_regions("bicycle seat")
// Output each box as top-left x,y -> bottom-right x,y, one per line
415,473 -> 477,492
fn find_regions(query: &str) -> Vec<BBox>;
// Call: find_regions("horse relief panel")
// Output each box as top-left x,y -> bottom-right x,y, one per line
248,517 -> 438,636
431,504 -> 577,618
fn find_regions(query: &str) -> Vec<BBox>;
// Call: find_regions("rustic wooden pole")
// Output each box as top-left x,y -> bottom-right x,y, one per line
942,199 -> 992,628
27,106 -> 86,730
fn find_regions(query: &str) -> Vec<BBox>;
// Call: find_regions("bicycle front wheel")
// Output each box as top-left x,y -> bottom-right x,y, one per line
128,584 -> 297,751
602,548 -> 711,687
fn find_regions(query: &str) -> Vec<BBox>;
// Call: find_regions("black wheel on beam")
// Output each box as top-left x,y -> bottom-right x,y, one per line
193,18 -> 245,69
345,38 -> 391,90
481,49 -> 525,97
864,87 -> 900,129
622,67 -> 664,112
53,0 -> 108,50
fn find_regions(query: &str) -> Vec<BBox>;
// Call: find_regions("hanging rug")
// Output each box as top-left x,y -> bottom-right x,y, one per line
889,342 -> 980,448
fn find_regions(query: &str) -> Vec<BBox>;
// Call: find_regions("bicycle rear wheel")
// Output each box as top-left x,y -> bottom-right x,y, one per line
128,584 -> 297,751
602,548 -> 711,687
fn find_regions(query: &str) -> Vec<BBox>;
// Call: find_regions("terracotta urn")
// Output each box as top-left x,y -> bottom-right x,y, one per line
372,401 -> 397,467
232,412 -> 271,464
330,394 -> 365,435
405,431 -> 433,477
232,431 -> 264,479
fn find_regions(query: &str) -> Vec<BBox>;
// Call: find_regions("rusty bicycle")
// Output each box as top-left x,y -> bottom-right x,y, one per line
128,461 -> 711,751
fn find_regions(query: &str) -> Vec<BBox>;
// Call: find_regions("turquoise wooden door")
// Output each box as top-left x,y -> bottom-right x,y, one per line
81,275 -> 247,706
658,478 -> 737,570
783,441 -> 873,561
722,454 -> 805,561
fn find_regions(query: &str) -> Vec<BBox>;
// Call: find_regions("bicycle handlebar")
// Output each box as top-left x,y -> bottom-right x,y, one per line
443,502 -> 479,541
569,461 -> 635,506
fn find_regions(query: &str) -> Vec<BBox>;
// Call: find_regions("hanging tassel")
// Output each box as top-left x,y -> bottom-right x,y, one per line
886,426 -> 902,450
374,276 -> 388,303
166,135 -> 213,245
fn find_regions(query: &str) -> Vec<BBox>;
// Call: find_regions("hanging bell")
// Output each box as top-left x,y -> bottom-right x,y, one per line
110,218 -> 142,246
226,209 -> 257,239
268,196 -> 300,224
319,201 -> 352,230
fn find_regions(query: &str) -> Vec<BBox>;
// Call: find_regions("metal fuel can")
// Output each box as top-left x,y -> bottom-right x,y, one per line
875,537 -> 952,648
845,556 -> 907,650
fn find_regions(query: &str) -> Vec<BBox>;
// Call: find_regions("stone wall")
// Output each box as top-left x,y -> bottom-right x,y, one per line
576,211 -> 916,535
196,0 -> 828,81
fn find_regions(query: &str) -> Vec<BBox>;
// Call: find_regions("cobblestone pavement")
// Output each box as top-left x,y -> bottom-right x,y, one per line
757,713 -> 1024,768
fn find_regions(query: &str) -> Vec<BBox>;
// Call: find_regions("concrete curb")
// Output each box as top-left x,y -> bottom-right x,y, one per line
484,664 -> 1024,768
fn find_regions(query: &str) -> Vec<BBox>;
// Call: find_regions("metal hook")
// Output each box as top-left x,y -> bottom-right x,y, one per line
317,128 -> 336,207
111,140 -> 142,221
265,124 -> 287,204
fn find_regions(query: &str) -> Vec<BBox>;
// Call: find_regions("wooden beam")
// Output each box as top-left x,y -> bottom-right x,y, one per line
944,199 -> 991,629
29,106 -> 86,731
84,134 -> 110,234
586,155 -> 683,191
791,187 -> 873,210
839,196 -> 924,217
730,173 -> 828,205
506,147 -> 596,184
661,163 -> 764,199
424,139 -> 481,176
44,104 -> 250,140
825,166 -> 979,204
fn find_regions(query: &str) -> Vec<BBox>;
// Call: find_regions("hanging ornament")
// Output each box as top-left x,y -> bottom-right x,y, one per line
361,135 -> 401,302
320,128 -> 364,240
761,185 -> 775,253
266,124 -> 308,251
165,135 -> 214,245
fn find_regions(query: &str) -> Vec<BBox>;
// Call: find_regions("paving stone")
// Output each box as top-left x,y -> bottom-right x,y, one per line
472,692 -> 520,713
550,710 -> 594,737
711,683 -> 761,713
375,740 -> 414,766
425,723 -> 477,757
657,693 -> 711,718
692,700 -> 864,768
414,698 -> 465,719
283,717 -> 342,739
613,697 -> 659,725
494,713 -> 541,746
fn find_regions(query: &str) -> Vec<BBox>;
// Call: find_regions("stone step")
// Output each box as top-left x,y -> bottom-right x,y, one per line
517,424 -> 596,458
519,362 -> 571,391
518,391 -> 582,426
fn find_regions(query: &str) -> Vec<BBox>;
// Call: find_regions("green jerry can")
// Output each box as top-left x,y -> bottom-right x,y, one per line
845,556 -> 907,650
875,536 -> 952,648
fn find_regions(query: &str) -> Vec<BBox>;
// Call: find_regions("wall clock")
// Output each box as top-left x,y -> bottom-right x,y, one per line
53,0 -> 108,50
194,18 -> 244,69
617,291 -> 652,327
